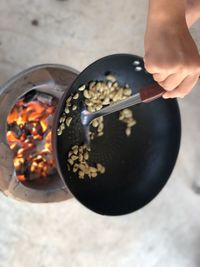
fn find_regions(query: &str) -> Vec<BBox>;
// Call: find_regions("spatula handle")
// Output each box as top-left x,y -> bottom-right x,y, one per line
140,83 -> 165,103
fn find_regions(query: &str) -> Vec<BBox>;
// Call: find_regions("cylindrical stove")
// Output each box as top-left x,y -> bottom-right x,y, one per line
0,64 -> 78,203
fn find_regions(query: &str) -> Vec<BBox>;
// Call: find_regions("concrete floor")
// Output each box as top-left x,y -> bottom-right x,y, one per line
0,0 -> 200,267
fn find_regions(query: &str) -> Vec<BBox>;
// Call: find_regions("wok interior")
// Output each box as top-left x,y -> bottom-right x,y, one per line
54,54 -> 181,215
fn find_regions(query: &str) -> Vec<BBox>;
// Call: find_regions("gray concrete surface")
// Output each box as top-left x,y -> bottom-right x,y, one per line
0,1 -> 200,267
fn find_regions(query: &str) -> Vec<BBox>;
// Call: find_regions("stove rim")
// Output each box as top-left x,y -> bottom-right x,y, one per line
0,64 -> 79,203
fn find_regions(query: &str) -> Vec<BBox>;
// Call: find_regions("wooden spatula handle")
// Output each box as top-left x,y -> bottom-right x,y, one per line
140,83 -> 165,103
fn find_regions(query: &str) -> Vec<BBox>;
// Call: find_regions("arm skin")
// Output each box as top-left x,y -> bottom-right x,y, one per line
144,0 -> 200,98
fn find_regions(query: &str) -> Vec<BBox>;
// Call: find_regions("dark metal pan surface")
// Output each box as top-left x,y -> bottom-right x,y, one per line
53,54 -> 181,215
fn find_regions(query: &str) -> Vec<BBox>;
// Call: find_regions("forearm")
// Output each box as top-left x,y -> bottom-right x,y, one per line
148,0 -> 200,28
147,0 -> 186,25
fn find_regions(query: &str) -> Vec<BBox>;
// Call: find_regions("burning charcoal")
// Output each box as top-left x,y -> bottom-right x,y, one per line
7,131 -> 18,143
15,163 -> 26,175
35,122 -> 43,136
19,133 -> 26,142
36,157 -> 43,163
22,145 -> 36,159
31,122 -> 43,138
24,122 -> 33,136
8,123 -> 22,139
24,122 -> 43,139
46,106 -> 56,115
12,144 -> 21,155
37,93 -> 53,106
7,91 -> 57,182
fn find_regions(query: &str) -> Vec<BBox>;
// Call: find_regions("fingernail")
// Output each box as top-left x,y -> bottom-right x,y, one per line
162,94 -> 169,99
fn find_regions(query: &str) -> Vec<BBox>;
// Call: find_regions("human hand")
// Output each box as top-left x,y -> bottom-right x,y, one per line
144,0 -> 200,98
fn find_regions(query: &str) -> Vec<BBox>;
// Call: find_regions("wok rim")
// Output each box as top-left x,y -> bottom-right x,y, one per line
52,53 -> 182,216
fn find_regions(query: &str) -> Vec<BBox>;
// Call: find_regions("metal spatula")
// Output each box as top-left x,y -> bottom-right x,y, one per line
81,83 -> 165,143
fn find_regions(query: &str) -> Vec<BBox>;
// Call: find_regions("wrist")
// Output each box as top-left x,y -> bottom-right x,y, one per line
147,13 -> 187,33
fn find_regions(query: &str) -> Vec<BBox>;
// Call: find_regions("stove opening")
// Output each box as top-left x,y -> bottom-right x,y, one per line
6,90 -> 60,189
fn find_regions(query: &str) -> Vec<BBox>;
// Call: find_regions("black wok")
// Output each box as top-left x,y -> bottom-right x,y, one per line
53,54 -> 181,215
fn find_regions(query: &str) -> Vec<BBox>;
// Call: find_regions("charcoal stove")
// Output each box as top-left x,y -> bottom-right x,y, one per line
0,64 -> 78,203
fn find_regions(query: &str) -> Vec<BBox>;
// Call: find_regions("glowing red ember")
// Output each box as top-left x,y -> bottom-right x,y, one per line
7,92 -> 56,182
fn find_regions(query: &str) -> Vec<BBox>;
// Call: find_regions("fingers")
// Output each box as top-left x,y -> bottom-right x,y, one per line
143,54 -> 178,75
144,61 -> 173,75
143,55 -> 200,99
144,57 -> 186,89
159,73 -> 187,91
163,74 -> 199,98
153,73 -> 169,82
